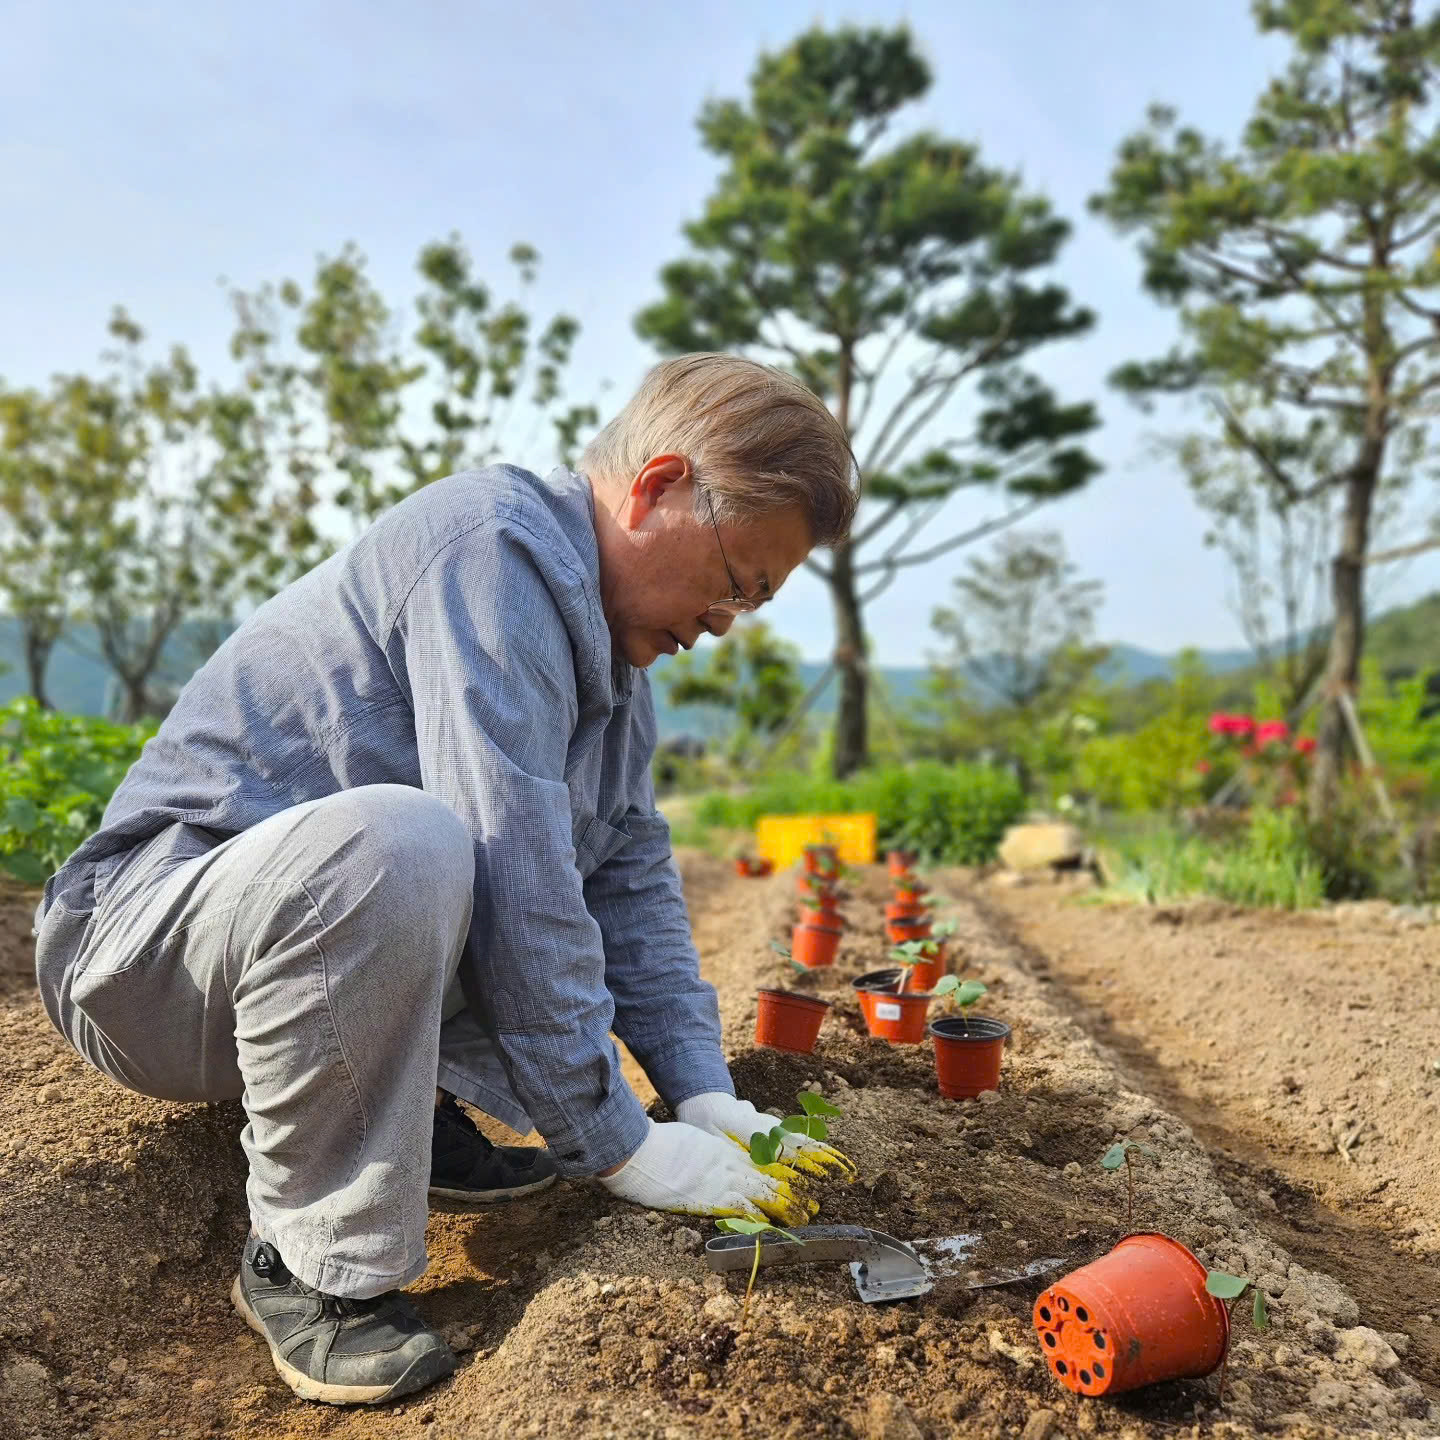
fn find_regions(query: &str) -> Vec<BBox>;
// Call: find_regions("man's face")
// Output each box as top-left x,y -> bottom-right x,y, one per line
597,454 -> 815,669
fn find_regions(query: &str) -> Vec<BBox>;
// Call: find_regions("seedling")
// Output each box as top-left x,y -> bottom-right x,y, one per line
932,975 -> 987,1026
1100,1139 -> 1160,1228
748,1090 -> 845,1160
886,932 -> 950,992
715,1217 -> 800,1329
1204,1270 -> 1270,1404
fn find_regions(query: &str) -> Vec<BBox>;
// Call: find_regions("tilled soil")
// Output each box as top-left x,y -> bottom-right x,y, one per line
2,865 -> 1439,1440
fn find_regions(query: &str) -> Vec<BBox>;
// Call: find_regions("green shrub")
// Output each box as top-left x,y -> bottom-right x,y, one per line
695,762 -> 1026,865
0,699 -> 154,886
1107,808 -> 1325,910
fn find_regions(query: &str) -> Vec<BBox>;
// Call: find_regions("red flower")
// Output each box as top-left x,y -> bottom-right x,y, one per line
1255,720 -> 1290,747
1195,759 -> 1212,774
1295,737 -> 1316,756
1209,713 -> 1255,738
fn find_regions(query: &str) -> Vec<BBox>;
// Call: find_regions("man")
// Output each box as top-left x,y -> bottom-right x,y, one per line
32,354 -> 858,1407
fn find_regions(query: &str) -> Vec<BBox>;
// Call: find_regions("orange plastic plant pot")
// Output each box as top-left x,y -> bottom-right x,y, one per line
885,919 -> 932,946
790,921 -> 842,969
1033,1234 -> 1230,1398
906,947 -> 946,992
796,872 -> 840,898
886,849 -> 917,878
929,1016 -> 1008,1098
884,900 -> 927,923
734,858 -> 773,878
755,989 -> 831,1053
801,903 -> 846,929
892,885 -> 928,907
802,844 -> 839,877
856,984 -> 932,1044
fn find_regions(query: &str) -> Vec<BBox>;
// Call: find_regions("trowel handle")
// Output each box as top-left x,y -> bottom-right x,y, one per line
703,1224 -> 885,1273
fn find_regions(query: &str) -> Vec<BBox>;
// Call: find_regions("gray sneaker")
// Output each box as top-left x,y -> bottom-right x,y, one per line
231,1235 -> 455,1405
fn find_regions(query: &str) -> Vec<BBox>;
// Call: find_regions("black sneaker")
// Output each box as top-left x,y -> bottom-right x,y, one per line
231,1236 -> 455,1406
429,1091 -> 559,1202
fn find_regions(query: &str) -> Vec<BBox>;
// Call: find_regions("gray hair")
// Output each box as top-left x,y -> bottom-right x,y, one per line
581,354 -> 858,547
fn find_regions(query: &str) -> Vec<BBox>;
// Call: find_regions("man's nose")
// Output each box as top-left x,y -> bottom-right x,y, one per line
701,611 -> 737,638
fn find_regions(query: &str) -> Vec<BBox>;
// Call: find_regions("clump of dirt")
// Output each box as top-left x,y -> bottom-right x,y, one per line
3,865 -> 1439,1439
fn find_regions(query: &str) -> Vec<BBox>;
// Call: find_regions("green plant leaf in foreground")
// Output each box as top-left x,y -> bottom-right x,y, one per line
749,1129 -> 784,1166
796,1092 -> 842,1119
769,940 -> 792,958
1253,1287 -> 1269,1330
1205,1270 -> 1249,1300
1101,1142 -> 1129,1170
780,1115 -> 827,1140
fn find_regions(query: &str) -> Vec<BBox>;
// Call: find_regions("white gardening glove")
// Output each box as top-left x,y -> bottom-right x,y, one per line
676,1092 -> 857,1180
597,1120 -> 816,1225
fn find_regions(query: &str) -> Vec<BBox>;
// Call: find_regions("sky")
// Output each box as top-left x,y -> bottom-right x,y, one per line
2,1 -> 1435,666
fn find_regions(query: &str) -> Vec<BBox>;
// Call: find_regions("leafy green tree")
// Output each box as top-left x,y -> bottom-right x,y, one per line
1092,0 -> 1440,815
230,237 -> 597,537
921,531 -> 1108,794
66,310 -> 299,720
0,385 -> 80,708
636,24 -> 1101,777
661,619 -> 805,762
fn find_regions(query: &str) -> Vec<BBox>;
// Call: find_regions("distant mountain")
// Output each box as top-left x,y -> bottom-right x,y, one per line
4,596 -> 1436,741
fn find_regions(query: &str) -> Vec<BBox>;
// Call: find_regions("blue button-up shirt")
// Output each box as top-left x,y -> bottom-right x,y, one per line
44,465 -> 734,1175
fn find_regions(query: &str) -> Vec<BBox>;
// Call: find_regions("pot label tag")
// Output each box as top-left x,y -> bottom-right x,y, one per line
875,1002 -> 902,1021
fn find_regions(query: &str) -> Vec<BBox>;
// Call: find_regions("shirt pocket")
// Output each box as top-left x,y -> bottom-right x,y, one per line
571,811 -> 631,879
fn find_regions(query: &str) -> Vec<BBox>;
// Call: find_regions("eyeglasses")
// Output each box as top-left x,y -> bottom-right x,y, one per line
701,486 -> 760,616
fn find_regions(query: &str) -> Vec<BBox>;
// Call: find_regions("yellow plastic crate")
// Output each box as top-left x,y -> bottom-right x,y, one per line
754,813 -> 877,870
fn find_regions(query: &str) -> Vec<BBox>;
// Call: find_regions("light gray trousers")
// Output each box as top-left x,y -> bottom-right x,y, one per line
34,785 -> 482,1300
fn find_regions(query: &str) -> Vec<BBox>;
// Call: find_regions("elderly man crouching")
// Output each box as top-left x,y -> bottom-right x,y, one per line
32,354 -> 857,1405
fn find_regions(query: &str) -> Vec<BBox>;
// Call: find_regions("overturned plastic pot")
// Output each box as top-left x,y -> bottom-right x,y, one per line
1033,1233 -> 1229,1398
790,920 -> 843,969
852,969 -> 932,1044
929,1015 -> 1009,1099
755,989 -> 831,1054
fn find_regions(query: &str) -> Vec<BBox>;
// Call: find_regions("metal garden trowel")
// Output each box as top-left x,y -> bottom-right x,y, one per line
703,1224 -> 1064,1304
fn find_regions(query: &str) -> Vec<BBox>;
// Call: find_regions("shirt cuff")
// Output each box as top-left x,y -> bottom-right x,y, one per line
541,1076 -> 653,1179
640,1044 -> 736,1115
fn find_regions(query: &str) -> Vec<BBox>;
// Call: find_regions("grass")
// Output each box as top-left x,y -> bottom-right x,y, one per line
1102,809 -> 1327,910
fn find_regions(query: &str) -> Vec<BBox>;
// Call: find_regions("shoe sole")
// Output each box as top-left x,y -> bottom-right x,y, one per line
428,1171 -> 557,1203
230,1275 -> 454,1406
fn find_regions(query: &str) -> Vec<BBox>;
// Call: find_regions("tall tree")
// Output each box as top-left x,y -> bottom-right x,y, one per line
930,530 -> 1106,712
636,25 -> 1101,777
230,238 -> 596,537
0,385 -> 73,707
1093,0 -> 1440,814
69,310 -> 297,720
660,619 -> 805,763
1173,421 -> 1338,713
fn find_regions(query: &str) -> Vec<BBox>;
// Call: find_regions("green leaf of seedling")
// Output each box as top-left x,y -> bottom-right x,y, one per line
1101,1143 -> 1129,1170
955,980 -> 987,1009
769,940 -> 792,958
749,1130 -> 783,1167
1133,1142 -> 1159,1161
932,975 -> 960,998
931,919 -> 958,938
1252,1287 -> 1269,1331
796,1092 -> 842,1119
1205,1270 -> 1250,1300
781,1114 -> 827,1140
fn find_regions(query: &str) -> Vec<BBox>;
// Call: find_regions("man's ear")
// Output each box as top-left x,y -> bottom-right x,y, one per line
619,453 -> 692,530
